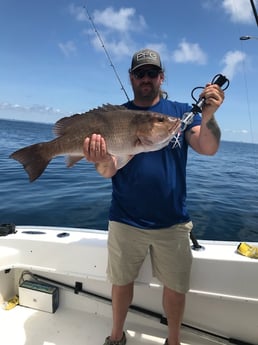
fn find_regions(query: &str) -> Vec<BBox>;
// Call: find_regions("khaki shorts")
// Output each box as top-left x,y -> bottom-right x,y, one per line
107,221 -> 193,293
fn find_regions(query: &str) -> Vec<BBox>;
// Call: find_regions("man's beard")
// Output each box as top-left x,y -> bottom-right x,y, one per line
133,82 -> 160,102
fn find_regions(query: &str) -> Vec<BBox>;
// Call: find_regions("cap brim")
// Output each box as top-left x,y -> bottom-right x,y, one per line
130,63 -> 162,72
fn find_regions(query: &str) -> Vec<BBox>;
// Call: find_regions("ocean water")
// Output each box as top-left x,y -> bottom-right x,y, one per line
1,118 -> 257,242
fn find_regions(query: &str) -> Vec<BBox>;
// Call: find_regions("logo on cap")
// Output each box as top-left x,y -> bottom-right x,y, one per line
136,51 -> 158,62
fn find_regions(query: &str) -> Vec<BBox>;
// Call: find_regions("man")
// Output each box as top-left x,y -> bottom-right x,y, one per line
83,49 -> 224,345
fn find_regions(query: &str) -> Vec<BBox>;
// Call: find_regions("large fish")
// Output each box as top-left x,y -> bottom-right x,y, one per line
10,104 -> 181,182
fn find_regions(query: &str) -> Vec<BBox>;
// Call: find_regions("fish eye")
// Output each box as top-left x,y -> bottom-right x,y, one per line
157,117 -> 165,122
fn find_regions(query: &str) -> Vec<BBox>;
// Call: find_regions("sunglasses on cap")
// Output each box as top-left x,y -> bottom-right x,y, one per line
132,68 -> 162,79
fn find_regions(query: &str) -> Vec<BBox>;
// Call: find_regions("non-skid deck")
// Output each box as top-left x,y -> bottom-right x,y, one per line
0,293 -> 230,345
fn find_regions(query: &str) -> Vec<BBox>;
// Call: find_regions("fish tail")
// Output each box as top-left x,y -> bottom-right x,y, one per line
10,143 -> 52,182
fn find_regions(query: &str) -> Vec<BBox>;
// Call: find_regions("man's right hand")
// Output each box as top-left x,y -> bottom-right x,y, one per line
83,134 -> 117,178
83,134 -> 112,164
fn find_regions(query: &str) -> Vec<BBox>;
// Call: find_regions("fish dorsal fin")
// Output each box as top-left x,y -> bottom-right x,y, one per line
53,113 -> 81,136
97,104 -> 127,112
53,104 -> 127,136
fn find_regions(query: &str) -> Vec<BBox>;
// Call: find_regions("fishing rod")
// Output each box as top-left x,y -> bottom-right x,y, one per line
171,73 -> 230,152
181,74 -> 230,131
83,4 -> 130,102
240,1 -> 258,40
250,0 -> 258,26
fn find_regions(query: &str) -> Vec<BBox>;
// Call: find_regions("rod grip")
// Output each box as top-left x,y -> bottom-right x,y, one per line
212,74 -> 229,88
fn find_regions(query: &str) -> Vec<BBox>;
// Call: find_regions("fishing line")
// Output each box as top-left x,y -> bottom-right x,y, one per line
235,2 -> 258,178
83,3 -> 130,102
239,46 -> 256,146
233,0 -> 257,148
240,50 -> 258,180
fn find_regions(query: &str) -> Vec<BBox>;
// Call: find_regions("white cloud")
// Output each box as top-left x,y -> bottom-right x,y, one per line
221,50 -> 246,79
93,7 -> 146,32
70,6 -> 147,59
145,43 -> 170,62
202,0 -> 258,24
224,129 -> 249,134
222,0 -> 257,23
172,40 -> 207,65
90,32 -> 131,57
58,41 -> 77,57
222,128 -> 250,142
0,102 -> 67,124
82,7 -> 147,59
69,5 -> 146,32
68,4 -> 88,21
0,102 -> 63,115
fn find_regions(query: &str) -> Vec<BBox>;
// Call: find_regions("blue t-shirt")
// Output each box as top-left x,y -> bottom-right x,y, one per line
109,98 -> 202,229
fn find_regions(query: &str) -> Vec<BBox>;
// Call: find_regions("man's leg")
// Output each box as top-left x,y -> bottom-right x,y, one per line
163,286 -> 185,345
109,282 -> 134,341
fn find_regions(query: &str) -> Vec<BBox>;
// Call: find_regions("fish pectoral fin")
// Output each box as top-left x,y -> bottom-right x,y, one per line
136,136 -> 154,146
66,155 -> 84,167
116,155 -> 134,169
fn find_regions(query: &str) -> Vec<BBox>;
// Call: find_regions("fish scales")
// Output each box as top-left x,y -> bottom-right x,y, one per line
53,105 -> 155,154
10,104 -> 181,182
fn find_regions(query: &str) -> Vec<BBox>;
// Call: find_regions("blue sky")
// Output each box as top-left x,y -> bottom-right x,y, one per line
0,0 -> 258,143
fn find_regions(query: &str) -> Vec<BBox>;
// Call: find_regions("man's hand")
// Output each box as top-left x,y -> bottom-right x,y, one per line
83,134 -> 113,164
83,134 -> 117,178
200,83 -> 225,119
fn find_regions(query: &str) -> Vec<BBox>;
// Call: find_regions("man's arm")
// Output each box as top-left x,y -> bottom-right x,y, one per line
186,84 -> 224,155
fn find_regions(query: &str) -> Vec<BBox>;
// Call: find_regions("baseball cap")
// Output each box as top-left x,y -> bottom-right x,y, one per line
130,49 -> 162,72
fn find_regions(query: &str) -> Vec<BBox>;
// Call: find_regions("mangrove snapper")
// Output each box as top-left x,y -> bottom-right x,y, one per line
10,104 -> 181,182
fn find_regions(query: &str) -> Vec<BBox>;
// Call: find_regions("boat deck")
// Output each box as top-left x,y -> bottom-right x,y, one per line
0,290 -> 230,345
1,226 -> 257,345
